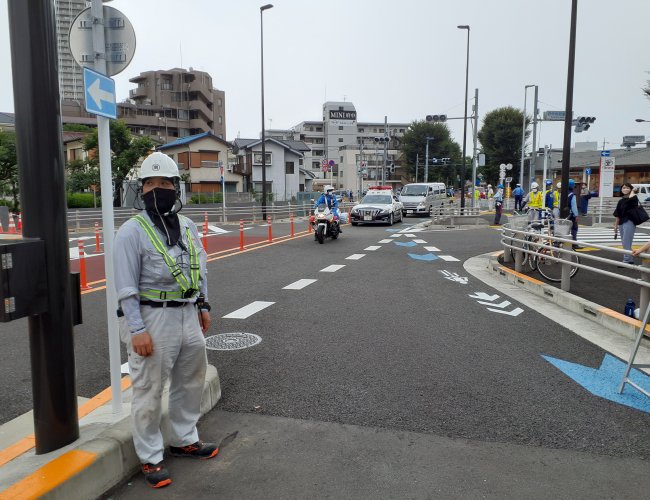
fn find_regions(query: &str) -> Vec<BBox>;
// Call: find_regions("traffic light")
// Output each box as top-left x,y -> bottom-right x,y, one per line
426,114 -> 447,123
389,163 -> 395,173
573,116 -> 596,133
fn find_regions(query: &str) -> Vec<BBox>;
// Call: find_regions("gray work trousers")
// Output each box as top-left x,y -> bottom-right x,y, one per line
119,302 -> 207,465
619,220 -> 636,263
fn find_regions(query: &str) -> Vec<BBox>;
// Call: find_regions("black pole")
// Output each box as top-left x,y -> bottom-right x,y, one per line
560,0 -> 578,218
459,26 -> 470,209
7,0 -> 79,452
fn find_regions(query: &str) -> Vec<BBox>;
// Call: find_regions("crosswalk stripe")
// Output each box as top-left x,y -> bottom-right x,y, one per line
439,255 -> 460,262
365,246 -> 381,251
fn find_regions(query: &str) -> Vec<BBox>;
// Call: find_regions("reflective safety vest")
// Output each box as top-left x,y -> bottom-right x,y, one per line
133,215 -> 200,300
553,191 -> 560,208
528,190 -> 543,208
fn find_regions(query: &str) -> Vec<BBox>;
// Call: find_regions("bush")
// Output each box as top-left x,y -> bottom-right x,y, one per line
67,192 -> 100,208
190,193 -> 223,204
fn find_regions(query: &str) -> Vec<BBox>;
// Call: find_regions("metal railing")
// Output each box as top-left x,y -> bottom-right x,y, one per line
500,221 -> 650,314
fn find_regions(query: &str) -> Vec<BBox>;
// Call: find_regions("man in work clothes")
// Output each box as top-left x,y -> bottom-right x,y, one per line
512,183 -> 524,211
114,152 -> 217,489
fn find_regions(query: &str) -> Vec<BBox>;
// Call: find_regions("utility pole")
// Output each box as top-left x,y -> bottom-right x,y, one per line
528,85 -> 539,186
415,153 -> 419,183
382,116 -> 388,184
424,138 -> 431,184
471,88 -> 479,207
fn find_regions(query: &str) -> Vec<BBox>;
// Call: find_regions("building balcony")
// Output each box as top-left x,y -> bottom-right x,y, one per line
233,163 -> 251,175
129,87 -> 148,98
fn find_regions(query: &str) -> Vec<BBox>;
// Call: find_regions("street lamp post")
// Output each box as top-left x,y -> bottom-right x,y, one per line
458,25 -> 470,209
519,84 -> 535,187
260,3 -> 273,219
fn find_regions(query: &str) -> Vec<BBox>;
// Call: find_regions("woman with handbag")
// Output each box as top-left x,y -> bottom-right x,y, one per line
613,183 -> 639,264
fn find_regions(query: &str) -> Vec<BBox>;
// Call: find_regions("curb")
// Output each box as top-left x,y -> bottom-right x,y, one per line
0,365 -> 221,500
487,254 -> 650,342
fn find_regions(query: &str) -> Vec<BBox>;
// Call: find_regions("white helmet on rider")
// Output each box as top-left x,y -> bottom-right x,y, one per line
531,182 -> 539,190
324,185 -> 334,194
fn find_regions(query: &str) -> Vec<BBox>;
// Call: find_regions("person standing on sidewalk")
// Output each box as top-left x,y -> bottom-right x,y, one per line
493,184 -> 504,225
579,182 -> 591,215
523,182 -> 542,221
614,182 -> 639,265
512,183 -> 524,211
114,152 -> 218,489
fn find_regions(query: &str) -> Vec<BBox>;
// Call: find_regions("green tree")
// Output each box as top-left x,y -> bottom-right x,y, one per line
66,158 -> 100,193
477,107 -> 529,185
399,121 -> 462,184
0,131 -> 19,211
63,123 -> 95,133
83,120 -> 153,206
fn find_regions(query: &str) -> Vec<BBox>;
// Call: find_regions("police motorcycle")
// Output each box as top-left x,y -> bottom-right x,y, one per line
310,203 -> 340,244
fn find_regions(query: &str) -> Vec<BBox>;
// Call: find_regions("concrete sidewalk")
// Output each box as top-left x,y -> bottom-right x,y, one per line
0,365 -> 220,499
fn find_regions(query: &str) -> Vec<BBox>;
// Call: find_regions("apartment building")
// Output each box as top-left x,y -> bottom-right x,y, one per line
267,101 -> 410,194
55,0 -> 87,101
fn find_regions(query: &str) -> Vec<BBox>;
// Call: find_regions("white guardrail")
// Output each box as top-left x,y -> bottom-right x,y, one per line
500,217 -> 650,314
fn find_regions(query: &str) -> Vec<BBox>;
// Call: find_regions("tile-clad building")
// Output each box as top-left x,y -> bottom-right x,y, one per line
55,0 -> 87,101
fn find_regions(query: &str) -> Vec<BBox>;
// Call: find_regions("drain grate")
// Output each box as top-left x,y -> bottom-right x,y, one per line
205,332 -> 262,351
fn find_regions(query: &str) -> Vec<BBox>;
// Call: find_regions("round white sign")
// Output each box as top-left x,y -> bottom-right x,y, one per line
68,6 -> 136,77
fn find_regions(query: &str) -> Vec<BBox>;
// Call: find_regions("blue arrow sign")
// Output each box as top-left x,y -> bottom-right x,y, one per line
600,150 -> 611,157
542,353 -> 650,413
394,241 -> 418,247
83,67 -> 116,119
585,168 -> 592,175
407,253 -> 438,261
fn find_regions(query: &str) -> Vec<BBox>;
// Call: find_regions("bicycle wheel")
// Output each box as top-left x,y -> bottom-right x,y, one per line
536,243 -> 579,282
516,233 -> 539,273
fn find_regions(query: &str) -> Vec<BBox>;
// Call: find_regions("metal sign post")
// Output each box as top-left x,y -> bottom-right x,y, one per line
598,151 -> 614,224
70,0 -> 136,413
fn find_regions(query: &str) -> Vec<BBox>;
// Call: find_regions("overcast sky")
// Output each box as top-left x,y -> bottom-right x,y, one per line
2,0 -> 650,153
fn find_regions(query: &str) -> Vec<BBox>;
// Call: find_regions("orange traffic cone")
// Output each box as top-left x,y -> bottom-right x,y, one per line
0,218 -> 4,233
17,213 -> 22,233
8,214 -> 16,234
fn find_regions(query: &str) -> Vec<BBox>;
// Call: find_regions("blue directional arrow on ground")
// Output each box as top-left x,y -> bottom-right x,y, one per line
408,253 -> 438,261
542,353 -> 650,414
394,241 -> 418,247
386,228 -> 403,232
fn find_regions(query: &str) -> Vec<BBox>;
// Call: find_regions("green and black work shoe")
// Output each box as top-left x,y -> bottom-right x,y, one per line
169,441 -> 219,460
141,462 -> 172,488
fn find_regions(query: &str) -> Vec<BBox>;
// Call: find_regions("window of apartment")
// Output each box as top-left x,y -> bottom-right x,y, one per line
312,161 -> 320,169
216,98 -> 222,106
285,161 -> 295,174
338,138 -> 343,142
299,158 -> 304,166
340,156 -> 343,163
338,126 -> 343,130
313,150 -> 323,156
218,116 -> 223,124
316,127 -> 322,132
178,109 -> 189,120
399,128 -> 405,133
161,79 -> 173,90
314,138 -> 323,144
358,128 -> 364,133
339,170 -> 343,177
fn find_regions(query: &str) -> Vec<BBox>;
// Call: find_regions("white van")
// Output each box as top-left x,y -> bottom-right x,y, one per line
633,184 -> 650,201
399,182 -> 447,216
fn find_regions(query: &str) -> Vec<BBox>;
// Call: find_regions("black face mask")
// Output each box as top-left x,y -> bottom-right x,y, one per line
143,188 -> 181,246
143,187 -> 177,214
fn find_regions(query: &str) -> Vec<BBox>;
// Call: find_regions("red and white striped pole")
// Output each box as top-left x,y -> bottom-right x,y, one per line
8,213 -> 16,234
239,219 -> 245,251
94,221 -> 101,253
78,240 -> 91,290
290,212 -> 295,237
202,212 -> 209,251
267,215 -> 273,242
17,213 -> 22,233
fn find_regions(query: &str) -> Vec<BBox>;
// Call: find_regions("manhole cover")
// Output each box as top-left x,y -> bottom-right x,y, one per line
205,333 -> 262,351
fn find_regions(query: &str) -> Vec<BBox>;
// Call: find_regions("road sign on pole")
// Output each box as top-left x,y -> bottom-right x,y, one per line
83,67 -> 116,119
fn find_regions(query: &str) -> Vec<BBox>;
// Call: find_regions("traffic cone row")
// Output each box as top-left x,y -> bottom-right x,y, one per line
7,213 -> 16,234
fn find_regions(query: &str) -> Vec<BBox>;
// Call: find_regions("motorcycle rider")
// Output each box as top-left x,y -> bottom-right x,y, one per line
313,185 -> 342,233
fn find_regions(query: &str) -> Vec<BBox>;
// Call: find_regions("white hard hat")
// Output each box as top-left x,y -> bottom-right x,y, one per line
140,152 -> 180,180
531,182 -> 539,189
556,182 -> 562,189
325,185 -> 334,193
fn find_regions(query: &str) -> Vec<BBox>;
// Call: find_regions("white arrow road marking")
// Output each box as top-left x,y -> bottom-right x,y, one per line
400,228 -> 423,232
320,264 -> 346,272
346,254 -> 366,260
283,279 -> 317,290
413,239 -> 427,244
469,292 -> 499,301
440,270 -> 468,284
223,301 -> 274,319
365,246 -> 381,251
477,299 -> 511,308
487,307 -> 524,316
439,255 -> 459,262
208,225 -> 230,234
378,239 -> 392,243
424,246 -> 440,252
88,78 -> 114,110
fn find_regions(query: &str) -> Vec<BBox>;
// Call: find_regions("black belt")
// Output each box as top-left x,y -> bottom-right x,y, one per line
140,300 -> 188,308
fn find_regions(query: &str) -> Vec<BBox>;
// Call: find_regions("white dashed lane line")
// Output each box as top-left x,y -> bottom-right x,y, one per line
346,254 -> 366,260
283,279 -> 318,290
378,239 -> 393,243
439,255 -> 460,262
320,264 -> 346,272
413,239 -> 427,244
222,301 -> 275,319
424,246 -> 440,252
390,234 -> 402,238
364,246 -> 381,251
